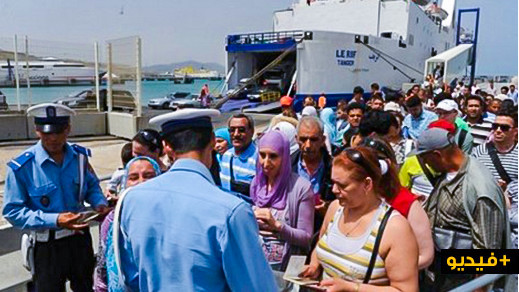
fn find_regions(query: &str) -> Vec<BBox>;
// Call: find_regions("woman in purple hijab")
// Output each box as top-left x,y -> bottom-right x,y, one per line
250,130 -> 315,271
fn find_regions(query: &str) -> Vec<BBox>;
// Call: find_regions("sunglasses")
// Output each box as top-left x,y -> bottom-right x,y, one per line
298,136 -> 321,143
492,123 -> 513,132
361,138 -> 393,160
343,148 -> 377,178
229,126 -> 248,134
138,130 -> 159,147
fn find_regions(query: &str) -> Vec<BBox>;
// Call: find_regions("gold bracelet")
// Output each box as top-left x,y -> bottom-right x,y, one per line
354,282 -> 361,292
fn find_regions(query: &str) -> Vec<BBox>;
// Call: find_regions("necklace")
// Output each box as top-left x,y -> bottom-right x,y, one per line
342,201 -> 382,236
344,220 -> 362,236
342,210 -> 364,236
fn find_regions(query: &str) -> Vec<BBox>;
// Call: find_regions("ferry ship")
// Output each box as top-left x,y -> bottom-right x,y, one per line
173,66 -> 222,80
0,57 -> 96,86
224,0 -> 466,110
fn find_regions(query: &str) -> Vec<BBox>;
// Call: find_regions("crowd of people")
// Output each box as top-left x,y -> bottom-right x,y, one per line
2,79 -> 517,291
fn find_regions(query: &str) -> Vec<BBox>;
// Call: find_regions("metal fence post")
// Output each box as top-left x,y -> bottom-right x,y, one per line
94,42 -> 100,111
107,43 -> 113,113
24,36 -> 32,107
135,37 -> 142,117
13,35 -> 21,111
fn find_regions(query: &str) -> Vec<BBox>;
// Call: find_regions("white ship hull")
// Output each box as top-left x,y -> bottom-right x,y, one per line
0,60 -> 96,86
225,0 -> 457,110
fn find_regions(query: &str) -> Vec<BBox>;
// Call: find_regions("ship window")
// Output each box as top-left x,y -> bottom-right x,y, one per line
408,34 -> 414,46
22,65 -> 44,69
53,64 -> 85,68
416,17 -> 419,24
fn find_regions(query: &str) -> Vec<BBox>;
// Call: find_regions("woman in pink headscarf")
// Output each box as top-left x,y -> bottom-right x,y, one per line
250,130 -> 315,271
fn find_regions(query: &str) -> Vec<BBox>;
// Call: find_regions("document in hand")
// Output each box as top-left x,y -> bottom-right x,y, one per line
283,255 -> 320,286
77,210 -> 102,224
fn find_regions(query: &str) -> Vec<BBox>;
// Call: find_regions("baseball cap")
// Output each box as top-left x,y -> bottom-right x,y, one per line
435,99 -> 461,115
384,101 -> 401,113
409,128 -> 455,156
495,94 -> 508,101
280,96 -> 293,106
428,119 -> 456,134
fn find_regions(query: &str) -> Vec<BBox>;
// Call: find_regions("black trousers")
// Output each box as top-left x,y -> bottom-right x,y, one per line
33,231 -> 95,292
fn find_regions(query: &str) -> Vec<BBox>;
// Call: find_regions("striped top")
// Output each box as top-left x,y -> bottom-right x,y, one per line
464,117 -> 493,148
316,202 -> 396,285
472,143 -> 518,183
219,142 -> 258,191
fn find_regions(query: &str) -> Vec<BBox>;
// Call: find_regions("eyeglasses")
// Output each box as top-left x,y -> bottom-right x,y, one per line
492,123 -> 513,132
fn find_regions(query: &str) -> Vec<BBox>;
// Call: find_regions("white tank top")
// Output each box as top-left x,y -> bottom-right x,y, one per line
315,201 -> 396,285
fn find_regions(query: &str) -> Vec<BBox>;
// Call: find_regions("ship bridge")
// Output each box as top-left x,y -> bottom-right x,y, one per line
226,30 -> 306,53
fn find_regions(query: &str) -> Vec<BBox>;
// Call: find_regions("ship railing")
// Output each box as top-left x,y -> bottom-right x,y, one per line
227,30 -> 305,46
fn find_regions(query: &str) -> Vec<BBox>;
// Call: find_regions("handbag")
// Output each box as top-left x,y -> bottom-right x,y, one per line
424,185 -> 473,288
229,156 -> 251,197
432,227 -> 472,250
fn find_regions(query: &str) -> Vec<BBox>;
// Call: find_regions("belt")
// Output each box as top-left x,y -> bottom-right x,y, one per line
33,229 -> 84,242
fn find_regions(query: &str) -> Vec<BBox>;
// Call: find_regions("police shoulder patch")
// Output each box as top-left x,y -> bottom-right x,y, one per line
7,152 -> 34,171
72,144 -> 92,157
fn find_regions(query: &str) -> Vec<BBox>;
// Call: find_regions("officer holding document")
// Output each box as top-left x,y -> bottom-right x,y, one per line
2,103 -> 108,292
114,109 -> 277,291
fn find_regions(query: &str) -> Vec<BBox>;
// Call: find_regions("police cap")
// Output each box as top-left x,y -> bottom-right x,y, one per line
149,108 -> 220,136
27,103 -> 75,133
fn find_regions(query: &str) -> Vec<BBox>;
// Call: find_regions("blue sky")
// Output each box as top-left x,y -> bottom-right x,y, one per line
0,0 -> 516,75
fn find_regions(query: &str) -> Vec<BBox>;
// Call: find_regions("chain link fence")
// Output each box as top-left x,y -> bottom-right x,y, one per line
106,36 -> 142,116
0,35 -> 100,111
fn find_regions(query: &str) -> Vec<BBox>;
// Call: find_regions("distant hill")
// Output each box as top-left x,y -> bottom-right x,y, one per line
143,61 -> 225,74
0,50 -> 40,61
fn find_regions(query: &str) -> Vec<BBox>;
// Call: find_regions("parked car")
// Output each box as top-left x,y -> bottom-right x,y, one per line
226,78 -> 255,100
168,94 -> 203,110
247,85 -> 281,102
148,92 -> 191,109
53,88 -> 136,111
0,90 -> 7,110
53,90 -> 96,108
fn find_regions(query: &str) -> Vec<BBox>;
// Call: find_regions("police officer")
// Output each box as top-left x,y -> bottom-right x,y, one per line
2,103 -> 109,292
114,109 -> 277,291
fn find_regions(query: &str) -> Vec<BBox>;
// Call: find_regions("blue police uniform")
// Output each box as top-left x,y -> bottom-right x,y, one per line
3,141 -> 107,228
2,103 -> 107,292
115,109 -> 277,291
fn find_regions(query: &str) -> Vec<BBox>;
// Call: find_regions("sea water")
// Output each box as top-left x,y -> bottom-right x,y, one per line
1,79 -> 224,106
